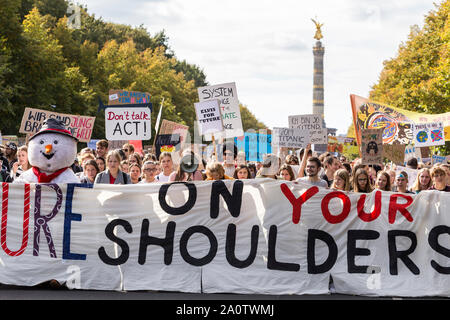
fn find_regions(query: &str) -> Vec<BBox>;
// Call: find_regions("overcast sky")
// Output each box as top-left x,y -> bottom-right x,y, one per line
76,0 -> 435,135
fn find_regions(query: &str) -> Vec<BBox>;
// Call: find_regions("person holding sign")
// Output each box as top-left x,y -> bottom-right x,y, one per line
296,156 -> 327,188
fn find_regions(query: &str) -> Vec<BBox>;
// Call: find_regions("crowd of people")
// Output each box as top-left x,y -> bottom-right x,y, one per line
1,139 -> 449,193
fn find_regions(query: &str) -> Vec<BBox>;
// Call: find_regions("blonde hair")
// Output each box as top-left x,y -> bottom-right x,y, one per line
411,168 -> 432,192
206,162 -> 225,179
331,168 -> 350,191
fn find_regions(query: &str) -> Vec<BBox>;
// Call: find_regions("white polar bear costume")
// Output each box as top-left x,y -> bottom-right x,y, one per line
14,118 -> 80,184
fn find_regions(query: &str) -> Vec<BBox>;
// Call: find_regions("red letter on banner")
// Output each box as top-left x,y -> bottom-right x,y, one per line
357,191 -> 382,222
280,184 -> 319,224
321,191 -> 351,224
1,183 -> 31,256
388,194 -> 414,224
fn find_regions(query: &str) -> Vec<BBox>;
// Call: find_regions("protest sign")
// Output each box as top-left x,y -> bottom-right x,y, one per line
1,135 -> 19,147
154,134 -> 181,159
108,89 -> 151,105
194,100 -> 223,136
412,122 -> 445,148
129,140 -> 143,155
235,132 -> 272,162
105,107 -> 151,141
158,120 -> 189,147
288,114 -> 327,145
432,154 -> 446,165
361,128 -> 383,165
350,94 -> 450,146
382,144 -> 406,165
198,82 -> 243,140
87,139 -> 99,151
20,107 -> 95,142
0,181 -> 449,296
271,127 -> 309,149
404,144 -> 422,165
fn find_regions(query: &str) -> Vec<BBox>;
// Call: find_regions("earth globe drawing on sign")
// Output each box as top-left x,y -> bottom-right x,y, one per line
366,113 -> 398,144
431,130 -> 443,142
416,131 -> 428,143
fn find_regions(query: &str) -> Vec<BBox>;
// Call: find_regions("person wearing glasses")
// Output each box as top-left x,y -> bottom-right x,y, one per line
352,168 -> 373,193
122,143 -> 135,159
94,150 -> 131,184
222,143 -> 238,177
140,161 -> 158,183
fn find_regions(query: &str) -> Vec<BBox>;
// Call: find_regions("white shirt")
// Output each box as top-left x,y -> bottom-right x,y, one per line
156,172 -> 171,182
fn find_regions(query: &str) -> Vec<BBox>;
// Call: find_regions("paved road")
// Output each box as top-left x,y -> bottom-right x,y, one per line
0,284 -> 446,300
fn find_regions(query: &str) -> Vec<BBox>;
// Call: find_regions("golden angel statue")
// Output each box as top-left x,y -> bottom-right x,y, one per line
311,18 -> 323,40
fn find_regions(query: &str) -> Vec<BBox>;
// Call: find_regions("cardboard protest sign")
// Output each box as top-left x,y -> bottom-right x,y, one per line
432,154 -> 446,165
288,114 -> 327,145
412,122 -> 445,148
20,107 -> 95,142
404,144 -> 422,165
235,132 -> 271,162
158,120 -> 189,147
361,128 -> 383,165
194,99 -> 223,136
154,134 -> 181,159
382,144 -> 406,165
1,181 -> 450,296
198,82 -> 243,140
105,107 -> 151,141
271,127 -> 309,149
108,89 -> 151,105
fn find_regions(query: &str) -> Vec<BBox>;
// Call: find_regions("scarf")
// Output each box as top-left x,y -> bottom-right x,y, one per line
32,167 -> 68,183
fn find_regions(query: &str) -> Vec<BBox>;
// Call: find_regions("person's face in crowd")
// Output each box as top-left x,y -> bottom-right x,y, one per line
334,175 -> 345,190
376,174 -> 387,190
331,158 -> 340,172
396,176 -> 408,190
143,163 -> 157,181
340,156 -> 346,163
256,162 -> 262,171
357,174 -> 369,189
419,171 -> 431,188
121,163 -> 129,173
389,171 -> 396,185
160,156 -> 173,172
129,155 -> 138,165
280,169 -> 292,181
84,164 -> 97,181
122,147 -> 130,158
130,166 -> 141,181
236,168 -> 249,180
306,161 -> 319,177
432,172 -> 446,187
107,157 -> 120,172
208,171 -> 221,180
224,151 -> 235,165
249,167 -> 256,178
96,145 -> 107,158
96,159 -> 105,172
17,150 -> 28,166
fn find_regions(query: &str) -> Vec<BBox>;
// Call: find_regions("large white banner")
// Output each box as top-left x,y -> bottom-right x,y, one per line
1,181 -> 449,297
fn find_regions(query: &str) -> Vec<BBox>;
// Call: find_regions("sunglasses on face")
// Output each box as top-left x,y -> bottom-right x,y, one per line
123,149 -> 129,152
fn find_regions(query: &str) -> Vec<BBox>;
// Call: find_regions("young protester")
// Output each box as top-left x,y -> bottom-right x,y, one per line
285,154 -> 300,179
374,170 -> 391,192
94,150 -> 131,184
128,152 -> 143,168
393,171 -> 414,194
352,168 -> 373,193
122,143 -> 134,159
330,168 -> 350,191
80,159 -> 100,184
10,145 -> 30,181
129,163 -> 142,184
140,161 -> 158,183
95,139 -> 109,158
247,163 -> 257,179
222,143 -> 238,177
205,162 -> 233,180
4,142 -> 18,169
321,155 -> 340,187
411,168 -> 432,194
233,165 -> 252,180
157,152 -> 174,182
169,151 -> 203,182
95,156 -> 106,172
278,164 -> 295,181
430,166 -> 450,192
120,160 -> 129,174
297,156 -> 328,188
